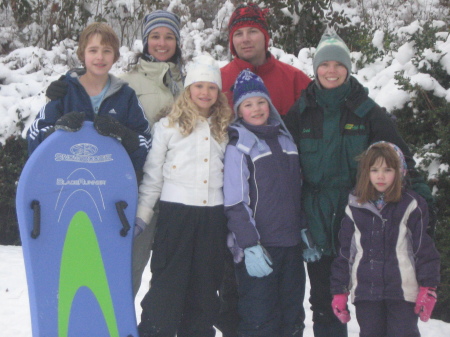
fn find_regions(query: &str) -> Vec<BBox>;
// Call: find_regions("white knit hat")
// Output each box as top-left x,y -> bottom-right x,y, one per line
184,54 -> 222,90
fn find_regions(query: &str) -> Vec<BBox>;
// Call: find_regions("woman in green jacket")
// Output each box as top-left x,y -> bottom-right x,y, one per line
284,28 -> 432,337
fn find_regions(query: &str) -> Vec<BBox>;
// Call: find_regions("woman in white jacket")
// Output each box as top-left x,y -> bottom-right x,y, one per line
122,10 -> 184,296
122,10 -> 183,126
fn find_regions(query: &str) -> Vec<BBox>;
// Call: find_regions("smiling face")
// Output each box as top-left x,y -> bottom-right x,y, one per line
238,96 -> 270,126
83,34 -> 115,79
189,82 -> 219,117
369,157 -> 397,193
232,27 -> 267,66
317,60 -> 348,89
147,26 -> 177,62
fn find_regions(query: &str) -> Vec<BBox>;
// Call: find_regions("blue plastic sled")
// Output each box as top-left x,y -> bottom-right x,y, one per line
16,122 -> 138,337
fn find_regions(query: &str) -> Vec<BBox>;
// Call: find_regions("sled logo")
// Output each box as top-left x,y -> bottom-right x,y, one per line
55,143 -> 113,163
71,143 -> 98,156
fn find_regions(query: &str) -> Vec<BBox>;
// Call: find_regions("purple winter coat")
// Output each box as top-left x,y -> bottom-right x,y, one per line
331,189 -> 440,303
223,121 -> 304,250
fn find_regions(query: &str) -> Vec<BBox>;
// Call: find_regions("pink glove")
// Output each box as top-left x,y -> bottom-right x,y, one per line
414,287 -> 437,322
332,293 -> 351,323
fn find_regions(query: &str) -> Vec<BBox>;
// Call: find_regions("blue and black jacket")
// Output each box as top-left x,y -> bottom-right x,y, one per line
27,69 -> 151,170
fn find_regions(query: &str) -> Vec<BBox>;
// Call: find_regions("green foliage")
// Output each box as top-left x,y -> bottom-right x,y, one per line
0,135 -> 28,245
342,24 -> 386,69
268,0 -> 350,55
390,20 -> 450,322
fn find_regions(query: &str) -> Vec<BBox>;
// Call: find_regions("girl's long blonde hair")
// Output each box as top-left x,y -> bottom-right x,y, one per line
167,85 -> 233,143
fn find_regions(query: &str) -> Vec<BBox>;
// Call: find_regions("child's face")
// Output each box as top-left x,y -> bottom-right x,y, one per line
189,82 -> 219,117
317,60 -> 347,89
369,157 -> 396,193
147,27 -> 177,62
238,96 -> 270,126
83,34 -> 115,78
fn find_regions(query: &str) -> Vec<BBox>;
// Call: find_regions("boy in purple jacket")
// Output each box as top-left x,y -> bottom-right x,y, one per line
223,69 -> 320,336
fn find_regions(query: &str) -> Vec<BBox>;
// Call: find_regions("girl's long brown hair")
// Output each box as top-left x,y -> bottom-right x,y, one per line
354,143 -> 403,204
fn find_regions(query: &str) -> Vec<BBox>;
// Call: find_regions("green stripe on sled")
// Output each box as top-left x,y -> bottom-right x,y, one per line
58,211 -> 119,337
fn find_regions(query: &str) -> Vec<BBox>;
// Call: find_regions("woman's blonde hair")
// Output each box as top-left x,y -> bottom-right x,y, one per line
166,85 -> 233,143
354,143 -> 403,204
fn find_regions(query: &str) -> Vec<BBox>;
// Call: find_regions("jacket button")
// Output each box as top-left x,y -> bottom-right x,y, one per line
204,158 -> 208,162
203,200 -> 207,204
205,137 -> 209,140
203,180 -> 207,184
172,165 -> 176,169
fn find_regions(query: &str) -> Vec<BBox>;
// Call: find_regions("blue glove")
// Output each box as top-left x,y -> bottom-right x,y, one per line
134,217 -> 146,238
301,228 -> 322,262
244,244 -> 273,277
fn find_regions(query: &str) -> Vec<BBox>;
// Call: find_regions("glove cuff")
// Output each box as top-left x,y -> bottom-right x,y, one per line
121,130 -> 140,154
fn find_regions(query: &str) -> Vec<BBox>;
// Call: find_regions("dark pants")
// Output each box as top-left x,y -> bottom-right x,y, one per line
235,245 -> 306,337
355,300 -> 420,337
215,251 -> 240,337
138,201 -> 228,337
307,255 -> 348,337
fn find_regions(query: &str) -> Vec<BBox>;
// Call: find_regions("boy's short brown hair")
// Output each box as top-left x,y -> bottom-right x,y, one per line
77,22 -> 120,65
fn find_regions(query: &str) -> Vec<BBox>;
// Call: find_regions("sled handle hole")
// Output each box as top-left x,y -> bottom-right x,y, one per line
30,200 -> 41,239
115,201 -> 130,237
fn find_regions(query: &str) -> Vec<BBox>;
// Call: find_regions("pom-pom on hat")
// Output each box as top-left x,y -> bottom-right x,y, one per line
142,10 -> 181,59
184,54 -> 222,90
313,27 -> 351,82
228,3 -> 270,57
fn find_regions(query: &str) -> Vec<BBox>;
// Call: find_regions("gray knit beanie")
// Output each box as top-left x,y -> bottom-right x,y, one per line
142,10 -> 181,60
313,27 -> 351,82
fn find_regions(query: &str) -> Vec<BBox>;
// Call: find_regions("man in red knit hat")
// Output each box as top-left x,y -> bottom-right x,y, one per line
220,2 -> 311,116
217,4 -> 311,337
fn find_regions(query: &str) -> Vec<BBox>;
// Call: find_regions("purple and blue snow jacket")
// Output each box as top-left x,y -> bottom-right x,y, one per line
223,120 -> 305,250
331,189 -> 440,303
27,69 -> 151,170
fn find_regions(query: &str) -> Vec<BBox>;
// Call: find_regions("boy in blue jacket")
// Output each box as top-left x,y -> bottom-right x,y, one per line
223,69 -> 320,336
27,22 -> 151,172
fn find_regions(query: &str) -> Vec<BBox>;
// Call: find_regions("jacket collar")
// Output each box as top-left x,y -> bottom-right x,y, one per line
300,76 -> 377,118
66,69 -> 125,100
232,52 -> 275,75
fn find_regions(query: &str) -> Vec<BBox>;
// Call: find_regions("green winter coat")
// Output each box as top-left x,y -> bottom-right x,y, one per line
285,77 -> 416,256
121,59 -> 183,126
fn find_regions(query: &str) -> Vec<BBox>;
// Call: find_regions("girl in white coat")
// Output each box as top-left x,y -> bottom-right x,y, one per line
136,54 -> 233,337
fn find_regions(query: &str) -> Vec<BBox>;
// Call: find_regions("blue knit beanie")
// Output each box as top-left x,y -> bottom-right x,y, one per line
142,10 -> 181,59
313,27 -> 351,83
233,69 -> 271,114
232,69 -> 292,140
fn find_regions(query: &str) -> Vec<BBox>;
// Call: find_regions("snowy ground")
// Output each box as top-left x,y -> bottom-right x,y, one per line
1,245 -> 449,336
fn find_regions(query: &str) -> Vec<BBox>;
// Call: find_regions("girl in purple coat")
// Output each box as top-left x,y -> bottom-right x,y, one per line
330,142 -> 440,337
